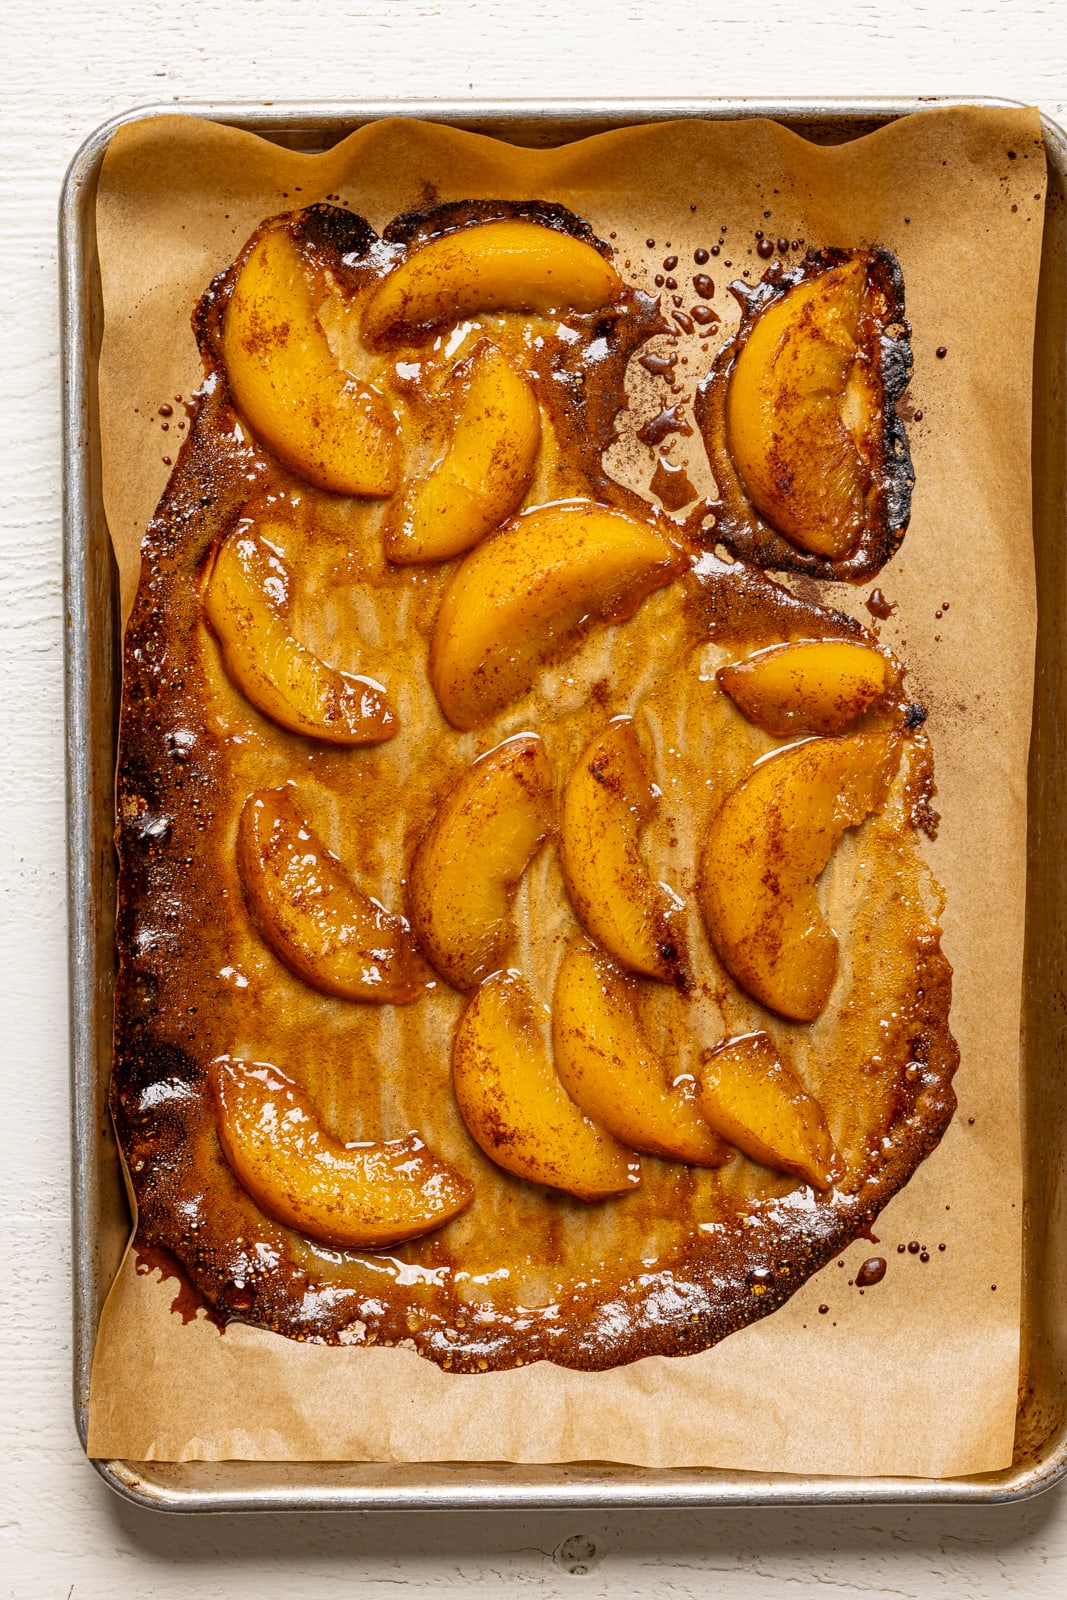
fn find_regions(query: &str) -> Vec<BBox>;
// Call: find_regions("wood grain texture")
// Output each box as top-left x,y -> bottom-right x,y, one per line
2,0 -> 1066,1591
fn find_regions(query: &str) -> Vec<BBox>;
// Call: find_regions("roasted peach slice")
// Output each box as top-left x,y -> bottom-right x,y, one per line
560,718 -> 690,986
698,1032 -> 837,1190
430,501 -> 682,729
410,735 -> 553,990
452,970 -> 641,1201
699,732 -> 901,1021
203,525 -> 396,744
211,1056 -> 473,1249
726,257 -> 891,560
553,941 -> 728,1165
385,340 -> 541,565
718,639 -> 887,737
237,787 -> 428,1003
361,219 -> 622,348
222,226 -> 400,496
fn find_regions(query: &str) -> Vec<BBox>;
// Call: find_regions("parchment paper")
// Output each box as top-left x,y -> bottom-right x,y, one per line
87,107 -> 1046,1476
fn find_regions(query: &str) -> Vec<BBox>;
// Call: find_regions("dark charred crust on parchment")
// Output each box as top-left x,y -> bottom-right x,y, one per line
114,206 -> 955,1372
382,197 -> 614,258
694,247 -> 915,585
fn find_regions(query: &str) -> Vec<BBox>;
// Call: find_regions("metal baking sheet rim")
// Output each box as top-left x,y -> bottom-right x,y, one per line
60,96 -> 1067,1513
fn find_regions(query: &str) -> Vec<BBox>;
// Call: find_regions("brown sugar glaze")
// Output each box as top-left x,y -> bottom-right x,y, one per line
114,203 -> 957,1371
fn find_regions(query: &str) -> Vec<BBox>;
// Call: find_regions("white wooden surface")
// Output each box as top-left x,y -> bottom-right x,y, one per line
3,1 -> 1066,1592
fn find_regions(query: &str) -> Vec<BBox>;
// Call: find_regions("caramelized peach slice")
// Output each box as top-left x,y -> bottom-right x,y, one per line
553,941 -> 728,1165
718,639 -> 887,737
430,501 -> 682,729
560,718 -> 690,987
211,1056 -> 472,1248
699,733 -> 901,1021
238,787 -> 428,1003
361,219 -> 622,348
222,227 -> 400,496
410,735 -> 553,990
698,1032 -> 837,1190
385,340 -> 541,565
204,526 -> 396,744
726,259 -> 879,558
452,969 -> 641,1201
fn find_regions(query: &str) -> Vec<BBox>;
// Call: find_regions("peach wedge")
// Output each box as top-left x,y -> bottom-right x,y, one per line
222,226 -> 400,496
726,258 -> 878,558
211,1056 -> 473,1249
410,735 -> 553,991
361,218 -> 622,348
430,501 -> 682,729
699,732 -> 901,1021
452,970 -> 641,1201
698,1032 -> 837,1190
553,941 -> 728,1165
238,787 -> 428,1003
203,525 -> 396,744
385,340 -> 541,565
718,639 -> 887,737
560,718 -> 690,987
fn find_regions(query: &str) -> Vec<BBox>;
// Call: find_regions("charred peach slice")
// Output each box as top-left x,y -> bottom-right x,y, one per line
452,969 -> 641,1201
203,525 -> 396,744
696,249 -> 913,580
560,718 -> 690,986
430,501 -> 682,729
238,787 -> 428,1003
361,219 -> 622,348
718,639 -> 887,737
385,340 -> 541,565
699,732 -> 902,1021
553,941 -> 728,1165
222,226 -> 400,496
727,259 -> 876,558
410,734 -> 553,990
698,1031 -> 837,1190
211,1056 -> 473,1249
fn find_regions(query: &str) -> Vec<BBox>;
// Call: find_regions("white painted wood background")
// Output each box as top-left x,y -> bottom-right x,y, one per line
3,0 -> 1066,1593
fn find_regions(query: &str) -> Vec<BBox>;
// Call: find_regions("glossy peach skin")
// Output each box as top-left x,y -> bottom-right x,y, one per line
222,226 -> 401,496
553,940 -> 729,1165
203,524 -> 396,744
410,734 -> 553,991
699,732 -> 902,1021
211,1056 -> 473,1249
237,787 -> 429,1003
698,1031 -> 838,1190
560,717 -> 691,987
452,969 -> 641,1202
361,218 -> 623,348
430,501 -> 683,730
718,639 -> 887,738
385,340 -> 541,565
726,258 -> 878,558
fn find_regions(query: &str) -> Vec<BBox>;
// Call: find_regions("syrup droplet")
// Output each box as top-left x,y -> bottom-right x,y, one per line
692,273 -> 715,299
866,587 -> 895,619
757,238 -> 775,259
936,346 -> 948,358
694,247 -> 710,264
690,305 -> 717,326
650,455 -> 697,511
638,405 -> 692,447
855,1256 -> 887,1287
639,350 -> 678,379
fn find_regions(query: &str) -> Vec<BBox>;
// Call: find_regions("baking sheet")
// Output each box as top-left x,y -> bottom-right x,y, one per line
86,105 -> 1045,1476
